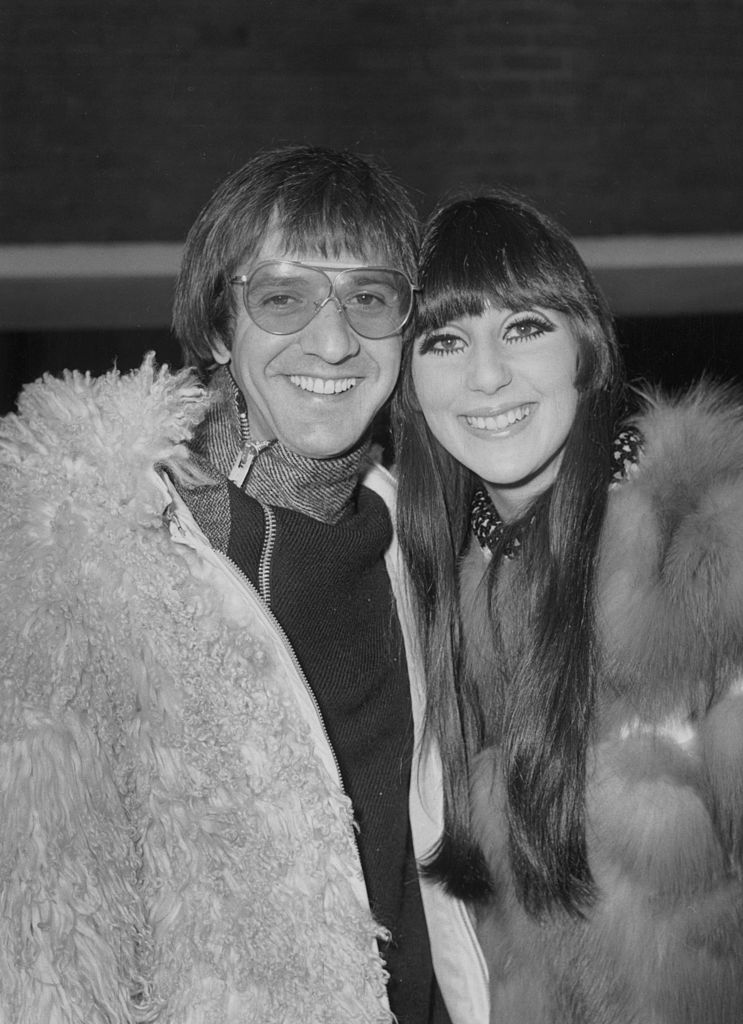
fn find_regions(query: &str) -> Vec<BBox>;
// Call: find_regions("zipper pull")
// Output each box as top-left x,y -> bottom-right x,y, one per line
163,500 -> 184,536
228,440 -> 274,487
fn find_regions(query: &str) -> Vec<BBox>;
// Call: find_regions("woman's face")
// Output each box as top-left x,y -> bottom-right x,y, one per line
412,305 -> 580,521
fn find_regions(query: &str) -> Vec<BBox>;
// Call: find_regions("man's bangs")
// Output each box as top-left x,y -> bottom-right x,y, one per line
275,201 -> 402,268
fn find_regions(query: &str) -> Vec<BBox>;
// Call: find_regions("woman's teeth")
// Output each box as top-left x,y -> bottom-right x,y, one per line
465,405 -> 532,430
290,376 -> 358,395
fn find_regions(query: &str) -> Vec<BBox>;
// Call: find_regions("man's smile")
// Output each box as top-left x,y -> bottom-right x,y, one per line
288,375 -> 359,395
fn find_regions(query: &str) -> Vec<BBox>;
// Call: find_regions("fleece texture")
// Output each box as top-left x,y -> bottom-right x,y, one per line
464,382 -> 743,1024
0,358 -> 391,1023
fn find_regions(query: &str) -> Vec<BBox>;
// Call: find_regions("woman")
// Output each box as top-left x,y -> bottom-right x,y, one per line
393,190 -> 743,1023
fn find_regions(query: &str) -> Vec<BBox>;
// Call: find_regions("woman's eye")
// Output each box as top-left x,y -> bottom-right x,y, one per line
420,333 -> 465,356
503,316 -> 552,343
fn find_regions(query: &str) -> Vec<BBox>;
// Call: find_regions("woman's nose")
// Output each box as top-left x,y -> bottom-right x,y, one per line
466,344 -> 513,393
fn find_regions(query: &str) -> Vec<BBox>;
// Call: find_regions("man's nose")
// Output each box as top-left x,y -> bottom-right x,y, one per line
299,299 -> 361,362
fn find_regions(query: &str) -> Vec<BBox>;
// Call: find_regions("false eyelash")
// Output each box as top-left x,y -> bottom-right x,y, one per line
418,332 -> 464,356
505,313 -> 554,341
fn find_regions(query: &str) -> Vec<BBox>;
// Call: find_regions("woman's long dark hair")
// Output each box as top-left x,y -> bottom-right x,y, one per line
393,190 -> 626,917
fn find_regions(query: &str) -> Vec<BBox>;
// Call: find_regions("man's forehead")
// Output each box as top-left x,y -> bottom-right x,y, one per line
238,230 -> 388,273
265,228 -> 379,260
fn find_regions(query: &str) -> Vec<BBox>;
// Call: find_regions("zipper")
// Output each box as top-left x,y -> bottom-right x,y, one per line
258,504 -> 276,606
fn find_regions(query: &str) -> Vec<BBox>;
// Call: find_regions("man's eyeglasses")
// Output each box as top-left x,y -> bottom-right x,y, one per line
229,260 -> 416,340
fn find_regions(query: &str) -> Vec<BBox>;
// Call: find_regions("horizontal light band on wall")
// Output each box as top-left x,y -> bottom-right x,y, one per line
0,244 -> 184,331
1,236 -> 742,330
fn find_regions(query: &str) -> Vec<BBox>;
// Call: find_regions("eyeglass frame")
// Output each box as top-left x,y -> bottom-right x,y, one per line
228,259 -> 419,340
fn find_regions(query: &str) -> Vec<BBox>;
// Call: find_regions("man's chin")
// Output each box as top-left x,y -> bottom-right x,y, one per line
282,428 -> 371,461
273,406 -> 376,459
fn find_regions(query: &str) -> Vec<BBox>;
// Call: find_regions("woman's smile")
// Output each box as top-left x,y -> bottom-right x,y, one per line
462,403 -> 535,433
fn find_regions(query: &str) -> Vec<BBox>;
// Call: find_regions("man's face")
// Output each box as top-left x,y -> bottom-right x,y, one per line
211,230 -> 404,460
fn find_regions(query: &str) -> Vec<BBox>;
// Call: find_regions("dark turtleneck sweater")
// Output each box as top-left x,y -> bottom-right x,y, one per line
180,368 -> 450,1024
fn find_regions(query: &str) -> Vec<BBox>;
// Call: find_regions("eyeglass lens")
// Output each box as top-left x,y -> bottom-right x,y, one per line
243,263 -> 412,338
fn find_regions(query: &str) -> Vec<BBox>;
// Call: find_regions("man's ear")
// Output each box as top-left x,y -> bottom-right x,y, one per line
210,337 -> 231,365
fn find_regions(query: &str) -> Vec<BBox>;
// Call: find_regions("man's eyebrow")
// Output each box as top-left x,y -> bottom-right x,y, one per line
252,270 -> 313,286
344,270 -> 398,281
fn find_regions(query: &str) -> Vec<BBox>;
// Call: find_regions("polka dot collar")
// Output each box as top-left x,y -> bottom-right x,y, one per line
471,427 -> 643,555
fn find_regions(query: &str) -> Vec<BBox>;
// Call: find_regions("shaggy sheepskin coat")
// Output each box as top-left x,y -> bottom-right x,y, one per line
461,383 -> 743,1024
0,359 -> 488,1024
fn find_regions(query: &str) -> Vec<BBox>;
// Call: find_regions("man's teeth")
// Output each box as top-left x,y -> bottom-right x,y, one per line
466,405 -> 531,430
290,375 -> 358,395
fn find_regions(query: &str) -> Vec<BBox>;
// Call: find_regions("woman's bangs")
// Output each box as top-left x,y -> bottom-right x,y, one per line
416,286 -> 489,333
417,246 -> 569,334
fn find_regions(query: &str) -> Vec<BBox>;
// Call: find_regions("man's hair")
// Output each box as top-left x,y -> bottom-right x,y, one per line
172,144 -> 419,370
393,190 -> 626,919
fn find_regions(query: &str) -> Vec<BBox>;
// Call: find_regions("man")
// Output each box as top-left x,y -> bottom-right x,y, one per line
0,146 -> 487,1023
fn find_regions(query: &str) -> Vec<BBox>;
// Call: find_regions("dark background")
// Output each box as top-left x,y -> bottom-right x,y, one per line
2,0 -> 742,413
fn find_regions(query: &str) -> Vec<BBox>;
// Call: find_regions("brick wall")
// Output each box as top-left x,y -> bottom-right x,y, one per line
2,0 -> 742,243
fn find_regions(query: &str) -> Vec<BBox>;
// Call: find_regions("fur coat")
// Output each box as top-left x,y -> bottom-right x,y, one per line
0,359 -> 392,1023
462,383 -> 743,1024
